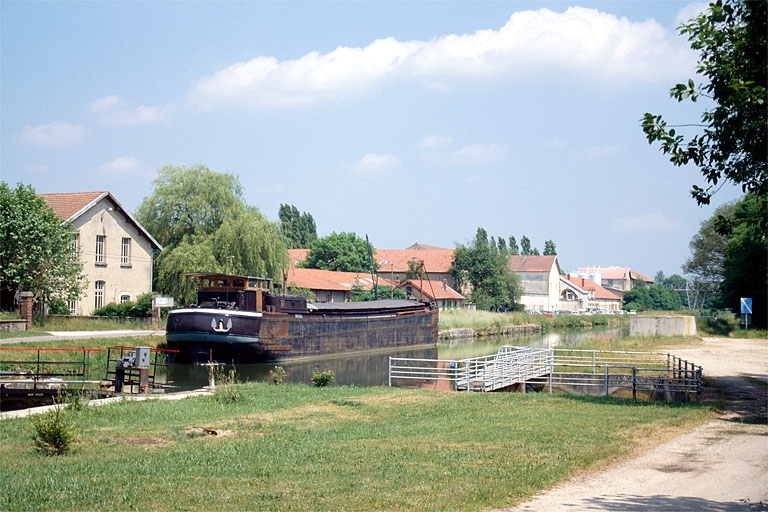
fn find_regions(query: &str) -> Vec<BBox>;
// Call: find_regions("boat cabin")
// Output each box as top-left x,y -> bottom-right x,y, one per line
183,272 -> 309,314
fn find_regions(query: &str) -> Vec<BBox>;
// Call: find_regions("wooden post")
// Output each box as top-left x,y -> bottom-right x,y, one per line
19,292 -> 34,331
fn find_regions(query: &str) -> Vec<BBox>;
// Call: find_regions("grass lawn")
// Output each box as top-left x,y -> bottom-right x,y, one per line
0,381 -> 714,511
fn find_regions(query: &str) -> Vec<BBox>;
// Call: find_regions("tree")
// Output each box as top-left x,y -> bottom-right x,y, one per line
543,239 -> 557,256
682,201 -> 734,310
641,0 -> 766,213
135,164 -> 245,249
303,232 -> 373,273
0,182 -> 87,312
623,282 -> 683,312
520,236 -> 532,256
450,227 -> 522,310
279,204 -> 317,249
508,236 -> 519,255
718,193 -> 767,326
135,165 -> 288,304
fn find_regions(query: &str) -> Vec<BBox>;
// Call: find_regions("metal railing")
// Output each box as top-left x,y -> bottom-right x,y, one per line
389,346 -> 703,401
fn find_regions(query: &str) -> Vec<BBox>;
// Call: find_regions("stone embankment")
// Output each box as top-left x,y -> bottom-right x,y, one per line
439,324 -> 541,340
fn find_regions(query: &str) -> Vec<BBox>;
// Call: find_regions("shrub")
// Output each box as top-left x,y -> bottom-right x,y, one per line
311,368 -> 335,387
29,397 -> 77,455
269,366 -> 286,384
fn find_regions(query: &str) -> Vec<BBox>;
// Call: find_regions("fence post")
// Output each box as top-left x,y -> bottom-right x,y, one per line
605,366 -> 609,396
632,367 -> 637,401
388,357 -> 392,387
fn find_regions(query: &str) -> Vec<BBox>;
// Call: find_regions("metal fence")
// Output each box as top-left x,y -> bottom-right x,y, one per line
389,346 -> 703,402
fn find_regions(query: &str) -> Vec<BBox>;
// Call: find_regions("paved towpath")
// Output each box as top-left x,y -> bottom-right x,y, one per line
502,337 -> 768,512
0,330 -> 164,344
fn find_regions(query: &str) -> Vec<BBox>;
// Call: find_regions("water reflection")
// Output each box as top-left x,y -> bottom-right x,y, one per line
167,327 -> 627,391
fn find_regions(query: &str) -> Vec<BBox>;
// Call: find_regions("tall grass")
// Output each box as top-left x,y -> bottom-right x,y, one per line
438,309 -> 626,331
0,383 -> 713,511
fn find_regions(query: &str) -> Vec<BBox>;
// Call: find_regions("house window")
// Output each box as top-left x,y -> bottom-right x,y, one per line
71,233 -> 79,259
67,299 -> 79,315
95,235 -> 106,265
121,238 -> 131,266
94,281 -> 105,310
565,291 -> 575,300
120,293 -> 131,304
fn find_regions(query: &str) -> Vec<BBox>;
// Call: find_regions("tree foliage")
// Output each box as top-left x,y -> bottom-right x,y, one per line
302,232 -> 373,273
718,193 -> 767,326
642,0 -> 767,211
450,227 -> 522,310
623,282 -> 684,312
278,204 -> 317,249
682,201 -> 734,310
543,239 -> 557,255
134,165 -> 288,304
0,182 -> 86,310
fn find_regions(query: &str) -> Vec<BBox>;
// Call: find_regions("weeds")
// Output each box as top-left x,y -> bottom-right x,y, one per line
311,368 -> 335,387
29,394 -> 77,455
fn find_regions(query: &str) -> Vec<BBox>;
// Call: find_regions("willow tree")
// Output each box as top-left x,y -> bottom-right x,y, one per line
135,165 -> 288,303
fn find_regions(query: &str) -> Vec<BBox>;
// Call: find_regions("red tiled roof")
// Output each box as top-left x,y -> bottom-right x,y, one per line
288,247 -> 455,274
508,255 -> 559,273
288,248 -> 310,266
286,267 -> 392,292
38,191 -> 162,250
374,249 -> 454,273
396,279 -> 464,301
564,275 -> 620,300
39,191 -> 108,221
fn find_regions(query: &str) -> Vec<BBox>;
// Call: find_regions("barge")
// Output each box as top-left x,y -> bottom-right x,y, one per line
165,273 -> 439,363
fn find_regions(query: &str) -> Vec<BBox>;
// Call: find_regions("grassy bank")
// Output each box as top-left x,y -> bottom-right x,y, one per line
438,309 -> 626,332
0,381 -> 713,511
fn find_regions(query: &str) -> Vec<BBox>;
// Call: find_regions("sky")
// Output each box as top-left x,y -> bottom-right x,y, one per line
1,1 -> 744,279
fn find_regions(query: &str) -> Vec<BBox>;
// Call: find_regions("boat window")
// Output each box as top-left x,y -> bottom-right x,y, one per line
232,279 -> 245,288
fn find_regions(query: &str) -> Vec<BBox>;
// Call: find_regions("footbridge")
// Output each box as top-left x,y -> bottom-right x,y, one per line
389,345 -> 702,401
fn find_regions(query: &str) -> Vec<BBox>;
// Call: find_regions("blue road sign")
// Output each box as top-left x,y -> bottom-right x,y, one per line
740,298 -> 753,315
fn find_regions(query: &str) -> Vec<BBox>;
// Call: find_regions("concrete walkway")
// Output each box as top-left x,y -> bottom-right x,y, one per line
0,330 -> 164,344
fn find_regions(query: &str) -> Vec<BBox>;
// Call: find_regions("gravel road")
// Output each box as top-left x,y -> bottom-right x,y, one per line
504,336 -> 768,512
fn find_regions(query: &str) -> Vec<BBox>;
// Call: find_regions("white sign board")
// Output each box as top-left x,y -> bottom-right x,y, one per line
152,297 -> 174,308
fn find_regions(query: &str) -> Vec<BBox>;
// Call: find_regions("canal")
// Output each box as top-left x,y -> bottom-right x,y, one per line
167,327 -> 628,391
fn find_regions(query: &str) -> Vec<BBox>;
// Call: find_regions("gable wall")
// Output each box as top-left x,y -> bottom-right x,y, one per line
72,198 -> 156,315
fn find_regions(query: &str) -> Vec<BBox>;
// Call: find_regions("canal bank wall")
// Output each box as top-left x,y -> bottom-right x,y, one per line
439,324 -> 542,340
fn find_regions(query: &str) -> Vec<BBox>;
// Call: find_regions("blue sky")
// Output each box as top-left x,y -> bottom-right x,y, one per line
1,1 -> 743,278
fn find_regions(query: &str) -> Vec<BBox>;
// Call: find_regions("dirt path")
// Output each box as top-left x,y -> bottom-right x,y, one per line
504,337 -> 768,512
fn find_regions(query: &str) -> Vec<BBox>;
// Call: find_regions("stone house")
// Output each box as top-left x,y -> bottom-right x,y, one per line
575,266 -> 654,300
507,255 -> 562,312
39,191 -> 162,315
559,275 -> 621,312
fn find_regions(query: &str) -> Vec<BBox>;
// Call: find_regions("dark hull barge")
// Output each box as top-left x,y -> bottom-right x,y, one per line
165,273 -> 439,363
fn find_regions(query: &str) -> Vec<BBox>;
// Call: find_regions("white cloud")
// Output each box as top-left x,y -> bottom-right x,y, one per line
89,95 -> 172,126
452,143 -> 507,165
18,122 -> 84,147
189,6 -> 693,111
675,2 -> 709,27
98,157 -> 142,176
418,135 -> 453,150
349,153 -> 401,176
610,212 -> 684,233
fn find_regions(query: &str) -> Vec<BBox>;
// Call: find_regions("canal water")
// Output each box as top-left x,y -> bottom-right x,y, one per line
166,327 -> 627,391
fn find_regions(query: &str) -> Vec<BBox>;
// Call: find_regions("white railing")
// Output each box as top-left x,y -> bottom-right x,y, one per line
389,346 -> 703,401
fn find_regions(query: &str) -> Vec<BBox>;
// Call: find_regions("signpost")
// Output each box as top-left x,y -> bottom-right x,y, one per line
740,298 -> 752,330
152,296 -> 175,328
